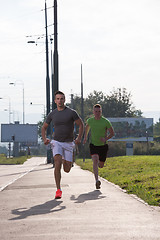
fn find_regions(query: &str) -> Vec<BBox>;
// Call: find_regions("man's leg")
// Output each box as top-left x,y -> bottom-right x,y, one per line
92,154 -> 99,182
63,160 -> 72,173
92,154 -> 101,189
62,142 -> 74,173
54,154 -> 62,190
99,161 -> 105,168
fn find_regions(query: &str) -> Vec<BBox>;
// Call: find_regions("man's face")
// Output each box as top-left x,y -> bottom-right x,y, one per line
93,107 -> 102,118
55,94 -> 65,107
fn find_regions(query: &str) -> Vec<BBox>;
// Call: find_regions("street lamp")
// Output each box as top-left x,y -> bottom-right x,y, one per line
9,80 -> 25,124
27,1 -> 53,163
0,96 -> 11,123
0,96 -> 12,158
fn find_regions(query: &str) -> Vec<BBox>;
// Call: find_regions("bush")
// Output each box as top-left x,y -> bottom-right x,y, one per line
77,141 -> 126,158
108,142 -> 126,157
134,142 -> 160,155
78,141 -> 160,158
134,142 -> 147,155
19,151 -> 26,156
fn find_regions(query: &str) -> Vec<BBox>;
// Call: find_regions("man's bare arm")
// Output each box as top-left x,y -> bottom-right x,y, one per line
41,122 -> 50,145
100,126 -> 115,143
74,118 -> 84,144
83,124 -> 90,144
106,126 -> 115,141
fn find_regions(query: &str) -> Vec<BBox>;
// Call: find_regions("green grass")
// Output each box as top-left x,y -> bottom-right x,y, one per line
76,156 -> 160,206
0,154 -> 31,165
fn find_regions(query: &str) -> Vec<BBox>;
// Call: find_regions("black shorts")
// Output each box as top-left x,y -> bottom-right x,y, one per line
89,143 -> 109,162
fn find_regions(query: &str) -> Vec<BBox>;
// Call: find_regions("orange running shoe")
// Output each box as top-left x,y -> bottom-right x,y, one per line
55,189 -> 62,199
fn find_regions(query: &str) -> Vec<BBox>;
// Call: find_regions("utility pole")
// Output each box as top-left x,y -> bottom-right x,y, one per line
81,64 -> 84,121
45,0 -> 51,163
52,0 -> 59,110
45,0 -> 50,117
81,64 -> 85,162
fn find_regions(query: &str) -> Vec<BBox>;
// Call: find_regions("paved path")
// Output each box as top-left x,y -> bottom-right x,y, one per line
0,157 -> 160,240
0,157 -> 46,191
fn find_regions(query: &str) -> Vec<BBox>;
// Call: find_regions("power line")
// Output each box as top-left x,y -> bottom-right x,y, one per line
41,5 -> 54,12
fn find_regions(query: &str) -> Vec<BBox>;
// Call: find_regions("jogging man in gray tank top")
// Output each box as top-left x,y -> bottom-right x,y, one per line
42,91 -> 84,199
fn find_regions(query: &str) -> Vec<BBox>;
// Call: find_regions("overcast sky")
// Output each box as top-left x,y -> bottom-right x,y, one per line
0,0 -> 160,125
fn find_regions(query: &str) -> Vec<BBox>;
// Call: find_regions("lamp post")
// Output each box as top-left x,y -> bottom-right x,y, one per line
9,80 -> 25,124
53,0 -> 59,110
0,96 -> 12,157
27,2 -> 52,163
45,0 -> 50,119
0,96 -> 11,123
81,64 -> 85,162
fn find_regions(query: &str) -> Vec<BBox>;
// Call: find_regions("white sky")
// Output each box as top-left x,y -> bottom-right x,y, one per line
0,0 -> 160,125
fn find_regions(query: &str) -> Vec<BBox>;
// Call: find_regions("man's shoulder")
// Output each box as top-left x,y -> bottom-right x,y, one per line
101,116 -> 112,126
66,106 -> 79,116
101,116 -> 109,120
65,106 -> 77,113
87,116 -> 94,123
49,108 -> 58,115
101,116 -> 107,120
46,109 -> 58,118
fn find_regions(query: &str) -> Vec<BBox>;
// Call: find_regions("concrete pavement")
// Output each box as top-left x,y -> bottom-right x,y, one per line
0,157 -> 160,240
0,157 -> 46,191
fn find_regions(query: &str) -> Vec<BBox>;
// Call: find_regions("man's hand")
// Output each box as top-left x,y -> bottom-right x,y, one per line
83,137 -> 87,145
41,123 -> 50,145
74,137 -> 81,145
74,118 -> 84,145
100,137 -> 106,143
44,138 -> 50,145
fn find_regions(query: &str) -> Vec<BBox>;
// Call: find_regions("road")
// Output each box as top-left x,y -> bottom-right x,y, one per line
0,157 -> 160,240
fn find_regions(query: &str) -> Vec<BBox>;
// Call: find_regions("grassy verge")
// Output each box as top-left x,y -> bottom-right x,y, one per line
76,156 -> 160,206
0,154 -> 31,165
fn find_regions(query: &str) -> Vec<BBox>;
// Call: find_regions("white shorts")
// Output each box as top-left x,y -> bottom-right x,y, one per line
50,140 -> 75,162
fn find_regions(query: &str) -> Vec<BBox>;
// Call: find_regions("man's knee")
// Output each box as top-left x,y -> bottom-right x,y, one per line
99,161 -> 105,168
92,154 -> 99,162
63,161 -> 72,173
64,168 -> 70,173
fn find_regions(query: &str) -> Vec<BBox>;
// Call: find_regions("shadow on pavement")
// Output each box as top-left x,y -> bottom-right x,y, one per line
70,190 -> 106,203
9,199 -> 66,220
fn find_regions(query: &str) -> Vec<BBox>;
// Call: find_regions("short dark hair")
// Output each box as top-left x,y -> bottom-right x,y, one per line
54,90 -> 65,97
93,104 -> 101,109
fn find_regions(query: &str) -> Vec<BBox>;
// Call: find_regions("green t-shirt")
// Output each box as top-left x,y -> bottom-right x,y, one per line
87,116 -> 112,146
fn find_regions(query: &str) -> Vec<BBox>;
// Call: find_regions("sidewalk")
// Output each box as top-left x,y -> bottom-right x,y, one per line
0,157 -> 46,191
0,157 -> 160,240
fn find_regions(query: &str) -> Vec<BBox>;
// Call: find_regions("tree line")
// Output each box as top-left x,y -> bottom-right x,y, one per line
67,88 -> 143,122
1,88 -> 160,156
37,87 -> 143,139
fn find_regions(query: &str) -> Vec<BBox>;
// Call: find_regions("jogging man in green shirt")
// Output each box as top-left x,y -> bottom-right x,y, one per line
83,104 -> 114,189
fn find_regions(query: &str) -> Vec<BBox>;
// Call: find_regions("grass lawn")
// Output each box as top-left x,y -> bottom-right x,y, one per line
76,156 -> 160,206
0,154 -> 31,165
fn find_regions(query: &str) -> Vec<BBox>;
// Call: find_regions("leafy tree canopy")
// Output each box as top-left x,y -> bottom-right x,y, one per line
154,120 -> 160,137
68,88 -> 143,121
38,88 -> 143,139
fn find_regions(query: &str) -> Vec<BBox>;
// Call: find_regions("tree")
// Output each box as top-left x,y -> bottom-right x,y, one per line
0,146 -> 8,155
37,88 -> 142,140
37,115 -> 46,140
102,88 -> 142,117
154,120 -> 160,135
67,88 -> 142,121
153,119 -> 160,142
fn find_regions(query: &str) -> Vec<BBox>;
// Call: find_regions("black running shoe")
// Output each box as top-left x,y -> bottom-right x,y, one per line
96,180 -> 101,189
